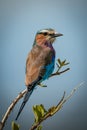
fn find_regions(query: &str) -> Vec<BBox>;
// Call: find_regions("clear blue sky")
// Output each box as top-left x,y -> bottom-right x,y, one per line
0,0 -> 87,130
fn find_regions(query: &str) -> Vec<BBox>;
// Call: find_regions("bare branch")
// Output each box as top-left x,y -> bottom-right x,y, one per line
50,68 -> 70,77
0,89 -> 27,130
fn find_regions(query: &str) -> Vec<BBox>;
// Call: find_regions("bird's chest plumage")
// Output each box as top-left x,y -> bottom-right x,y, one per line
41,42 -> 55,80
25,43 -> 55,85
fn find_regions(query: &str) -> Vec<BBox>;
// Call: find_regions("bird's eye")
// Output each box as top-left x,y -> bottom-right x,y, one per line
49,33 -> 54,36
43,32 -> 48,36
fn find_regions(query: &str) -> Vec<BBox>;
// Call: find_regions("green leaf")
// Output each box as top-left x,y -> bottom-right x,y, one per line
58,59 -> 62,66
58,59 -> 69,67
64,62 -> 70,66
37,125 -> 42,130
33,106 -> 42,123
48,106 -> 56,114
33,104 -> 47,123
37,104 -> 47,116
61,60 -> 66,66
12,121 -> 20,130
61,60 -> 70,66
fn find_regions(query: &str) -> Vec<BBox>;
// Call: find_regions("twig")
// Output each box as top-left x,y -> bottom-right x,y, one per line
0,65 -> 70,130
64,81 -> 85,103
29,82 -> 85,130
0,89 -> 27,130
50,68 -> 70,77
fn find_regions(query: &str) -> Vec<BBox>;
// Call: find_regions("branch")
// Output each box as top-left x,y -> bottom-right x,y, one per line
50,58 -> 70,78
30,92 -> 66,130
0,89 -> 27,130
0,59 -> 70,130
29,82 -> 85,130
50,68 -> 70,77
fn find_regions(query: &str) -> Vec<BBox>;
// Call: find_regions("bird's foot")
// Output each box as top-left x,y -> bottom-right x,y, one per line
38,83 -> 47,87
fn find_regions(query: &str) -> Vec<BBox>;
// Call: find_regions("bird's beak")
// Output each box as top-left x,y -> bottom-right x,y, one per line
53,33 -> 63,37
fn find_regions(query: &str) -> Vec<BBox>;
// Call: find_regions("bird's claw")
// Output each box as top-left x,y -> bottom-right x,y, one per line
38,83 -> 47,87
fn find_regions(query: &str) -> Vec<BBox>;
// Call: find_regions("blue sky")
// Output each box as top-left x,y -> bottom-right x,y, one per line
0,0 -> 87,130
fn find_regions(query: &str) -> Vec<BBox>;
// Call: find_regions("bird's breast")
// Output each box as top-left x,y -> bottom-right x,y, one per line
25,44 -> 55,86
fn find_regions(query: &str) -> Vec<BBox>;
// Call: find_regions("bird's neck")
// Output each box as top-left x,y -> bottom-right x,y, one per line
44,41 -> 54,50
38,40 -> 55,55
33,40 -> 55,58
34,38 -> 54,49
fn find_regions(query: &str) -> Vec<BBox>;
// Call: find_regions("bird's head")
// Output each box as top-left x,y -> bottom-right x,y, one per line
34,28 -> 63,46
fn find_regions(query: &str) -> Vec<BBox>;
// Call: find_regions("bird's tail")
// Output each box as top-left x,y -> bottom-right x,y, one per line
15,87 -> 33,121
15,76 -> 42,121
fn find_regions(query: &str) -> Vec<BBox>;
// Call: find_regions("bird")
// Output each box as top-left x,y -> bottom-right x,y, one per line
15,28 -> 63,120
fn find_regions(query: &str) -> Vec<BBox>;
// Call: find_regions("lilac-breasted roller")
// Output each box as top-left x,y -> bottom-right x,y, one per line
15,28 -> 63,120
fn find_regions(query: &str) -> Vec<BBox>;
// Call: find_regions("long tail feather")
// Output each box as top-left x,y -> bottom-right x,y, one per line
15,89 -> 33,120
15,76 -> 42,121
